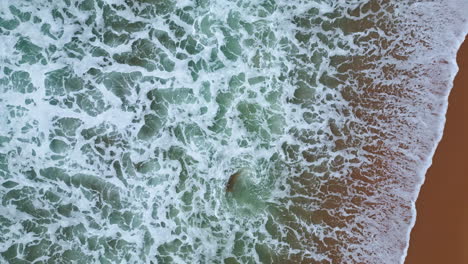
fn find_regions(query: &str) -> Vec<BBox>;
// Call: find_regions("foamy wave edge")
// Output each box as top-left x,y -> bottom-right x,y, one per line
399,1 -> 468,263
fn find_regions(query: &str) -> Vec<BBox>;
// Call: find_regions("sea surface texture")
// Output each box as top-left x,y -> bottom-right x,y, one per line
0,0 -> 466,263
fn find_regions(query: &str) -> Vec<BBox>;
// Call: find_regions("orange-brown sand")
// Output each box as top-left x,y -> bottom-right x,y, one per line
405,36 -> 467,263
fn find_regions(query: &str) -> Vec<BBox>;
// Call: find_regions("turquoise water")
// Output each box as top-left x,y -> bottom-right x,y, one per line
1,0 -> 467,263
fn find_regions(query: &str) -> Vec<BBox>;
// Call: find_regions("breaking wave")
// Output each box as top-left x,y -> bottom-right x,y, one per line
0,0 -> 466,263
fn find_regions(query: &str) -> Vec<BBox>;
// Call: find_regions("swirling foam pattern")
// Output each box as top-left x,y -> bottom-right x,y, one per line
0,0 -> 466,263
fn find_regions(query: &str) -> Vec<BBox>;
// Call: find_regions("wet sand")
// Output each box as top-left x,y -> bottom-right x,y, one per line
405,36 -> 467,263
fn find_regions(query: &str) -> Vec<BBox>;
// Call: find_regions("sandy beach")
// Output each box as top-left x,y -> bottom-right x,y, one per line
405,36 -> 467,263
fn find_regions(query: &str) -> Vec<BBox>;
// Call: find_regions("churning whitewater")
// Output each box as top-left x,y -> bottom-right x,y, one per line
0,0 -> 466,263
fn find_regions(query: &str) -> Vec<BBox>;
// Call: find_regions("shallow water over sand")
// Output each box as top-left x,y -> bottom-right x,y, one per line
0,0 -> 467,263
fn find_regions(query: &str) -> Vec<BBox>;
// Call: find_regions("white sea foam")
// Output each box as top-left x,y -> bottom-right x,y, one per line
0,0 -> 466,263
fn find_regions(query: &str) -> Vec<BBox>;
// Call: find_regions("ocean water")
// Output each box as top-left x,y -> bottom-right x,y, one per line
0,0 -> 466,263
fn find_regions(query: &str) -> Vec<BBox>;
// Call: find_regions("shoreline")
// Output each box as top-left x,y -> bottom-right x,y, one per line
404,36 -> 467,263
